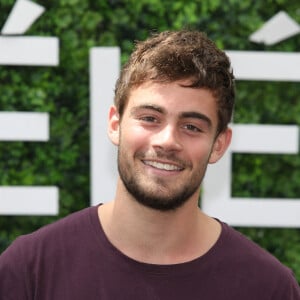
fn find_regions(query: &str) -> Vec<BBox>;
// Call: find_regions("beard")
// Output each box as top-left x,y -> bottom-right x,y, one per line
117,145 -> 207,212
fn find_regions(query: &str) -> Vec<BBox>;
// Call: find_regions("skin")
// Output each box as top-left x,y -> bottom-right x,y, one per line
98,80 -> 232,264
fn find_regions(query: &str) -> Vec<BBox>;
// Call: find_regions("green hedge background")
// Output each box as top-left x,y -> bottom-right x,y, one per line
0,0 -> 300,282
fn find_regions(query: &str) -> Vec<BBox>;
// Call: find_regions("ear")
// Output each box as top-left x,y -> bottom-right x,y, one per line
209,128 -> 232,164
108,105 -> 120,146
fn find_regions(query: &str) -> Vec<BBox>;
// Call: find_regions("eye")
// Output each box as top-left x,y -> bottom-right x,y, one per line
139,116 -> 158,123
183,124 -> 201,133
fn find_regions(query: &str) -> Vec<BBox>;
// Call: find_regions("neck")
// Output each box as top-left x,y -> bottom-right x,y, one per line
98,179 -> 221,265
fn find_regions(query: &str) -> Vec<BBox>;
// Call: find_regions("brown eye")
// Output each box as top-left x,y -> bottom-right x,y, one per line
140,116 -> 157,123
184,124 -> 201,132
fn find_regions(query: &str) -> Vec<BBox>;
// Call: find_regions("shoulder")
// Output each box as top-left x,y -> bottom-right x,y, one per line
1,205 -> 99,260
218,222 -> 300,295
30,205 -> 95,239
220,223 -> 286,271
0,205 -> 102,299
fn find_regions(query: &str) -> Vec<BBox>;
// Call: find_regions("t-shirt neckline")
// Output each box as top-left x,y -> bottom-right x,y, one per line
89,204 -> 229,276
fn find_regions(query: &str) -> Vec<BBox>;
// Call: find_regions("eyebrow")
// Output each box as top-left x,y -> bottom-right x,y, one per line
180,111 -> 212,128
130,104 -> 212,128
130,104 -> 165,115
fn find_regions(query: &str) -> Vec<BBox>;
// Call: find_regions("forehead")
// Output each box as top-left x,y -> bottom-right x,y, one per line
125,81 -> 218,123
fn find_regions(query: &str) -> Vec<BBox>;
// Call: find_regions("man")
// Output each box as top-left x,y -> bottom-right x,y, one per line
0,30 -> 299,299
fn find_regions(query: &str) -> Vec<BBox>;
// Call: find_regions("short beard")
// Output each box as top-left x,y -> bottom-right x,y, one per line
118,151 -> 204,212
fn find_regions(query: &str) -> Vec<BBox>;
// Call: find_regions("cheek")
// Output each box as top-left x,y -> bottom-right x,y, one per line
189,142 -> 214,164
121,125 -> 150,149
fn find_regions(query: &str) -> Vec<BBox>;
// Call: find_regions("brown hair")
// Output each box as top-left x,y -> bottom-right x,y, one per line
114,30 -> 235,134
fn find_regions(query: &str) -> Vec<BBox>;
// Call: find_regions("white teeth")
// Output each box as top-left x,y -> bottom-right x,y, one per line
143,161 -> 181,171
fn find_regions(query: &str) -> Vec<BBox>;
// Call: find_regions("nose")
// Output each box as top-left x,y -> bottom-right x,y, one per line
152,125 -> 182,152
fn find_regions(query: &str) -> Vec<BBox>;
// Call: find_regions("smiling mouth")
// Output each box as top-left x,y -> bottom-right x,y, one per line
142,160 -> 183,171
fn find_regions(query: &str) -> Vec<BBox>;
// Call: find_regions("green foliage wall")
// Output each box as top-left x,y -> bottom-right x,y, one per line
0,0 -> 299,282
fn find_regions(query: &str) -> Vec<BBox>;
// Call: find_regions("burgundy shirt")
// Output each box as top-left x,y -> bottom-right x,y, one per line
0,205 -> 299,299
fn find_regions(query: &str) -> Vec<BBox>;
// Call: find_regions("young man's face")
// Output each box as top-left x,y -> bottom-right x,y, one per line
109,80 -> 231,211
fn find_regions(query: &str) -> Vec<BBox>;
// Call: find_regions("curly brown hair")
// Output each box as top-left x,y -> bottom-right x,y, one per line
114,30 -> 235,134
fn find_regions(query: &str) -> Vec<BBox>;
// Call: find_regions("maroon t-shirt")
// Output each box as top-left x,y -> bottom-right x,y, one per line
0,205 -> 299,299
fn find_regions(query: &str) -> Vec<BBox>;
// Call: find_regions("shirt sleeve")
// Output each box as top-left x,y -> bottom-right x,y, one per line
0,237 -> 31,300
273,269 -> 300,300
288,275 -> 300,300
